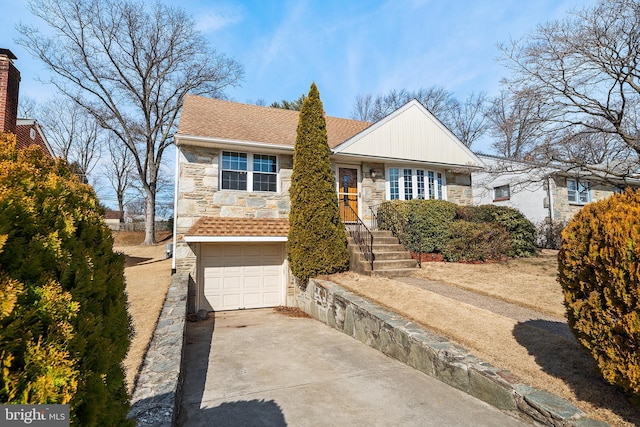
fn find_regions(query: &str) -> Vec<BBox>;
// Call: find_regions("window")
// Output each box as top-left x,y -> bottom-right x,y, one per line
494,185 -> 510,200
567,178 -> 590,204
387,167 -> 445,200
221,151 -> 277,192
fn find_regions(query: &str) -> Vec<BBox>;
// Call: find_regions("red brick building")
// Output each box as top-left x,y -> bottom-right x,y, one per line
0,48 -> 53,157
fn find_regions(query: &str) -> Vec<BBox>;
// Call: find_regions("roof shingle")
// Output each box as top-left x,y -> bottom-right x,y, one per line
186,217 -> 290,238
177,95 -> 371,149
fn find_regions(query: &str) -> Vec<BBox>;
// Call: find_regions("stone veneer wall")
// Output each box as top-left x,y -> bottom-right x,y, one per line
359,162 -> 386,227
551,175 -> 620,222
445,171 -> 473,205
174,146 -> 293,275
296,278 -> 606,426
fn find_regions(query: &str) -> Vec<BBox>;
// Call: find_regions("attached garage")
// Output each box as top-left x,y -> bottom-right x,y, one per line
184,217 -> 290,312
199,243 -> 285,311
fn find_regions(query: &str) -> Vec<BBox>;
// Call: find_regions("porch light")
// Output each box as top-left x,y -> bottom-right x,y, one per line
370,168 -> 377,180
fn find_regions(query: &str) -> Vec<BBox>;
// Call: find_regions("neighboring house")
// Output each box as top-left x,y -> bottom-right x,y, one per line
15,118 -> 54,157
173,95 -> 484,312
104,209 -> 123,231
472,154 -> 640,225
0,48 -> 54,157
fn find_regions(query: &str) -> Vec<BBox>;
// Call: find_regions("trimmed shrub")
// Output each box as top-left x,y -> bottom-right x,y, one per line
442,220 -> 512,262
287,83 -> 349,284
377,199 -> 458,253
0,133 -> 132,425
558,189 -> 640,396
457,205 -> 537,257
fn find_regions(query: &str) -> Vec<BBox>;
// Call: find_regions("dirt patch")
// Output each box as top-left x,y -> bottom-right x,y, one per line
113,232 -> 173,395
327,252 -> 640,427
275,306 -> 310,318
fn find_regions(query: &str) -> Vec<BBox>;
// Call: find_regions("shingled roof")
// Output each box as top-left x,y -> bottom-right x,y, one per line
177,95 -> 371,149
185,217 -> 289,239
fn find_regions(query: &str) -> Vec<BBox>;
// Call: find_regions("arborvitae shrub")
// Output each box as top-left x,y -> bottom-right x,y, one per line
558,189 -> 640,396
457,204 -> 537,257
442,220 -> 512,262
0,133 -> 132,425
287,83 -> 349,284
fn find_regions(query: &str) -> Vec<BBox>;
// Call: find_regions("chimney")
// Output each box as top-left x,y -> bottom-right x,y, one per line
0,49 -> 20,135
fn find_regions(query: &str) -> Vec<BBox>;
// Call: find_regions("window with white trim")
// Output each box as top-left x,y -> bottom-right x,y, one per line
387,167 -> 444,200
567,178 -> 590,204
221,151 -> 278,192
494,184 -> 510,200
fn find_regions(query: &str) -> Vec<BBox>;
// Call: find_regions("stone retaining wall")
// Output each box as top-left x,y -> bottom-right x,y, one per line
296,278 -> 608,427
127,273 -> 190,426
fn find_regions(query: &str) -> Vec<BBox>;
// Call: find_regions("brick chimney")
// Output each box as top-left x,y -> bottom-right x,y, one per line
0,49 -> 20,135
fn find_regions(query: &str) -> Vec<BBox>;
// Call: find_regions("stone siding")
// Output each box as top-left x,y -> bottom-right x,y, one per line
551,176 -> 620,222
174,146 -> 293,275
445,172 -> 473,205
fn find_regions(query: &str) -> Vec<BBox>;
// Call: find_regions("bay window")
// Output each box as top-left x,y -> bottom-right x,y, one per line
387,167 -> 444,200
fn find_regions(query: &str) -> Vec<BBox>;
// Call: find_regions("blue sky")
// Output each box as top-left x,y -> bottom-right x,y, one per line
1,0 -> 594,207
4,0 -> 593,122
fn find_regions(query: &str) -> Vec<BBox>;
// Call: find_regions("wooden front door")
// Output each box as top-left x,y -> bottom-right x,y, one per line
338,167 -> 358,222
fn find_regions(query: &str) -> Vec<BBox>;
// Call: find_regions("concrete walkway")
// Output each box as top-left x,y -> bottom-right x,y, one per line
177,309 -> 527,426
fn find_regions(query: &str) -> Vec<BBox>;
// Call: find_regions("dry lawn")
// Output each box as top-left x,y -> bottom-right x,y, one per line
328,250 -> 640,427
113,231 -> 173,395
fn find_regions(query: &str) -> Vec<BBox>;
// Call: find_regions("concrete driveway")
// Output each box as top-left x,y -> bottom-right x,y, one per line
177,308 -> 527,426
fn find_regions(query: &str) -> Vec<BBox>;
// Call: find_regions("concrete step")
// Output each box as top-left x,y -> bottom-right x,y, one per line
373,251 -> 414,261
373,259 -> 418,270
372,243 -> 407,252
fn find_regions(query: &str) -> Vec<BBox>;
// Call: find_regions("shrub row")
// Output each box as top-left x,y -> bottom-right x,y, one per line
377,199 -> 537,261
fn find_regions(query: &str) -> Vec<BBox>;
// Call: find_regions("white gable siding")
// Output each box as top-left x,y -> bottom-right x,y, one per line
336,102 -> 482,168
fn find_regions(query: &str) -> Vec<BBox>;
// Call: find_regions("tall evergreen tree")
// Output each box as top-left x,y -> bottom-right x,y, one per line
287,83 -> 349,285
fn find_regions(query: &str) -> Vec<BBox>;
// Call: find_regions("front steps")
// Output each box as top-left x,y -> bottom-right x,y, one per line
347,230 -> 418,278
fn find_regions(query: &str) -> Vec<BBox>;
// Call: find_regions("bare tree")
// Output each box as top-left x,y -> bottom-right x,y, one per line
18,0 -> 243,244
498,0 -> 640,179
103,138 -> 135,224
449,92 -> 488,148
351,87 -> 458,123
38,97 -> 103,179
486,89 -> 548,159
17,95 -> 37,118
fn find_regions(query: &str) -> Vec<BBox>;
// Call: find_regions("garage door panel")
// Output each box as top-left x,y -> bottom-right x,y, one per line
201,243 -> 284,311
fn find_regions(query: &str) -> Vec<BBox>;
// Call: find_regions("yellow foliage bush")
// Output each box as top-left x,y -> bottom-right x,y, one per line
559,189 -> 640,396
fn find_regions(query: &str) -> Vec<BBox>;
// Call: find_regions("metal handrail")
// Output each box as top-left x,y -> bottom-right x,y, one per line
339,200 -> 374,271
370,202 -> 423,267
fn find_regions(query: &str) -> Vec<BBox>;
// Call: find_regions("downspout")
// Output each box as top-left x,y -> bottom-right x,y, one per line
546,174 -> 554,221
171,138 -> 180,275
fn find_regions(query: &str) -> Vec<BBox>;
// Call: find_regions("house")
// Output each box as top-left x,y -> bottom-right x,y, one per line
104,209 -> 123,231
0,48 -> 54,157
472,154 -> 640,226
172,95 -> 484,312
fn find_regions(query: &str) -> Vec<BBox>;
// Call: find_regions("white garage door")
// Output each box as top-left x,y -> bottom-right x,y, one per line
200,243 -> 284,311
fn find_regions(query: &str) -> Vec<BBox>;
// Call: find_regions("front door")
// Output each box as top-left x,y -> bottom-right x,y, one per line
338,167 -> 358,222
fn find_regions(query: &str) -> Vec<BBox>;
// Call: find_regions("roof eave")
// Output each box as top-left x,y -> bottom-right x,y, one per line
175,133 -> 294,153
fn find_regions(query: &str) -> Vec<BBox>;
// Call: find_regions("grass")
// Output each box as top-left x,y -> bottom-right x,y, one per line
328,251 -> 640,426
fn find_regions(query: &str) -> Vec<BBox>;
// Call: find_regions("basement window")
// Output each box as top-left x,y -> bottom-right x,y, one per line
493,184 -> 510,201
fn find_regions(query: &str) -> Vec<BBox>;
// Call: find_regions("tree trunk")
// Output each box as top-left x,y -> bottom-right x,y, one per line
143,189 -> 156,245
117,192 -> 125,224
